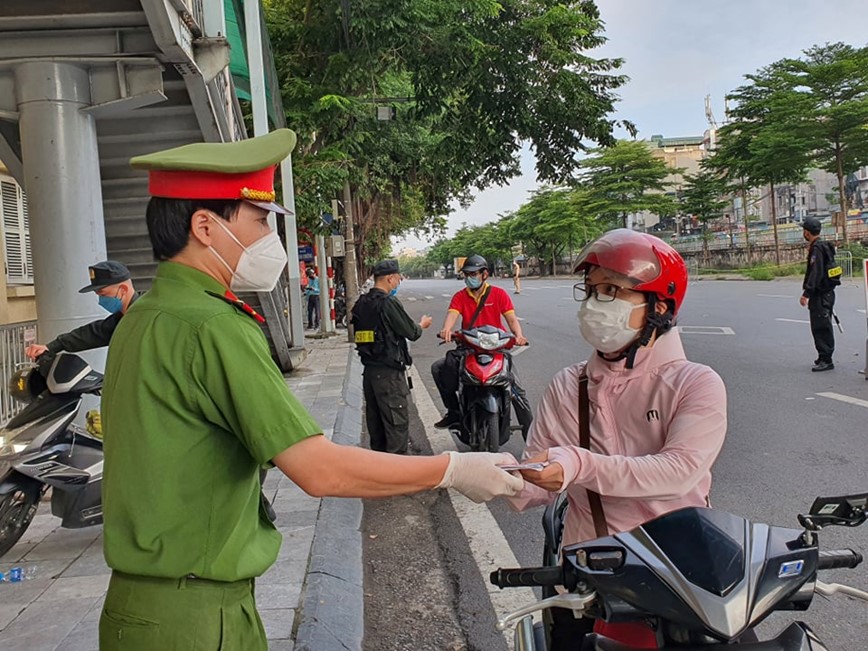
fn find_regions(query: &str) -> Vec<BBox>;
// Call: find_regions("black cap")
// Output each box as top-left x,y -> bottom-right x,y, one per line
801,217 -> 822,235
78,260 -> 131,293
461,254 -> 489,273
372,259 -> 400,277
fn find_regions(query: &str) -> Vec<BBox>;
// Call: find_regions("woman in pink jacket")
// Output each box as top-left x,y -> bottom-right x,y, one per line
508,229 -> 727,649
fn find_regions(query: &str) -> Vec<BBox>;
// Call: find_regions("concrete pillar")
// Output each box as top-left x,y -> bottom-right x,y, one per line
15,61 -> 108,367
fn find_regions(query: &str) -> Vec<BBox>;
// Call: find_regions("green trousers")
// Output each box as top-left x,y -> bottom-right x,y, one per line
99,571 -> 267,650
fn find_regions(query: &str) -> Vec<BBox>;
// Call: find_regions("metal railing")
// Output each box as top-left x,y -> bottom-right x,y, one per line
836,251 -> 853,278
672,221 -> 868,254
0,321 -> 37,425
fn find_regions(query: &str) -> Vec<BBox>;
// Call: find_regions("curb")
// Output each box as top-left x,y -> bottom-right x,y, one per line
294,348 -> 365,651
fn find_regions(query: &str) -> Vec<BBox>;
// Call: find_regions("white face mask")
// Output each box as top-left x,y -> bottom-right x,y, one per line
209,217 -> 288,292
577,296 -> 646,354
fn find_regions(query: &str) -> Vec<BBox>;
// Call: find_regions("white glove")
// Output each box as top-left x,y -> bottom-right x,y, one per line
435,451 -> 525,503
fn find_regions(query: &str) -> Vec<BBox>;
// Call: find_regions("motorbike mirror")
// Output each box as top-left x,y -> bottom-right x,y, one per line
799,493 -> 868,531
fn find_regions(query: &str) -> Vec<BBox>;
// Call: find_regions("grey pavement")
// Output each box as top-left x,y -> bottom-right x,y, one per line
0,334 -> 365,651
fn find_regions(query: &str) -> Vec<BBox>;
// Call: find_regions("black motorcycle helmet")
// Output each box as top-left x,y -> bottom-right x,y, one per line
461,255 -> 490,274
8,366 -> 47,404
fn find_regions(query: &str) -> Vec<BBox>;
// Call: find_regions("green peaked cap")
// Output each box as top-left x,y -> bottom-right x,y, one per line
130,128 -> 297,172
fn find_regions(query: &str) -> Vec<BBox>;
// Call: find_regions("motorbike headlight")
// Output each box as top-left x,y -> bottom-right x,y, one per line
477,332 -> 501,350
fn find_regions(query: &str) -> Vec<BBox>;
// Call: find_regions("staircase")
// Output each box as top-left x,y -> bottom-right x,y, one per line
0,0 -> 299,369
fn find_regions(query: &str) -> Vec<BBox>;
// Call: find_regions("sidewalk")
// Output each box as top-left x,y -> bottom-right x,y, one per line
0,335 -> 366,651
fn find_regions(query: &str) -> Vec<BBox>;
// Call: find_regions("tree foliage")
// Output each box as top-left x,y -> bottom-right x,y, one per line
576,140 -> 678,228
264,0 -> 629,265
778,42 -> 868,243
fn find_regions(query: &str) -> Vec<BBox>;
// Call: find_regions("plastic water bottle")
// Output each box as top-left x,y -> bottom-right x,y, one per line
0,566 -> 36,583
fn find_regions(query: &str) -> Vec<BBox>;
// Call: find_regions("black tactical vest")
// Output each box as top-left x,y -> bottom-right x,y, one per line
351,290 -> 409,370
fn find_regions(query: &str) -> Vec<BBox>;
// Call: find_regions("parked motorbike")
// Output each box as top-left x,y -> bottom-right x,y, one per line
0,352 -> 104,557
334,283 -> 347,328
491,493 -> 868,650
446,325 -> 524,453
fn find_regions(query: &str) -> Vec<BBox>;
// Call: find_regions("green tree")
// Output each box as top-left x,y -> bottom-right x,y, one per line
779,42 -> 868,244
679,168 -> 730,264
576,140 -> 678,229
714,62 -> 814,265
265,0 -> 630,277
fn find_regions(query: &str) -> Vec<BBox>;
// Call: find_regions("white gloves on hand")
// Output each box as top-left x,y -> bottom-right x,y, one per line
436,451 -> 525,503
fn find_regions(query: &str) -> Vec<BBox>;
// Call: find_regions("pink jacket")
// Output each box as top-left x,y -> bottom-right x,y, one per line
507,330 -> 727,546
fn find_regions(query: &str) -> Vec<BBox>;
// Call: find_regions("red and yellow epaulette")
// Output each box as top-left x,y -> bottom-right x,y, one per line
206,290 -> 266,324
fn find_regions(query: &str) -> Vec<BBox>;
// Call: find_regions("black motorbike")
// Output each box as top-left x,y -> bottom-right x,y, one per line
0,353 -> 104,557
334,283 -> 347,328
492,493 -> 868,650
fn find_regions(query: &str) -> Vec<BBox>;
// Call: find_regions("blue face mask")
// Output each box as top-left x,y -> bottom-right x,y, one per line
465,275 -> 483,290
389,281 -> 400,296
98,294 -> 123,314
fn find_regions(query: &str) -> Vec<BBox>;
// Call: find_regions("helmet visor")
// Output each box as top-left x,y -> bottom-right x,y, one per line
574,229 -> 662,285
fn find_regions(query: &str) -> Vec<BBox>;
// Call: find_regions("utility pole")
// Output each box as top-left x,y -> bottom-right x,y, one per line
342,180 -> 359,342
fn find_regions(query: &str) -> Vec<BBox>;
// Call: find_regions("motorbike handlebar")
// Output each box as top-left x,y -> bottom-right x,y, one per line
818,549 -> 863,570
490,566 -> 567,589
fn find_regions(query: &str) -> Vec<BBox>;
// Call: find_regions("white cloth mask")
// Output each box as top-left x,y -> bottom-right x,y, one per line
209,218 -> 288,292
577,296 -> 646,354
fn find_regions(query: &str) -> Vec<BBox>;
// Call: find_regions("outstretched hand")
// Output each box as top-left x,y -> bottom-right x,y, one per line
436,451 -> 525,502
24,344 -> 48,361
518,451 -> 565,492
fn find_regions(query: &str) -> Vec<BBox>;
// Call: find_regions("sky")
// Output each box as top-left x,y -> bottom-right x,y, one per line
392,0 -> 868,253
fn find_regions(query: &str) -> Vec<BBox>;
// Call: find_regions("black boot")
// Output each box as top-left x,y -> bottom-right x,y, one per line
434,412 -> 460,429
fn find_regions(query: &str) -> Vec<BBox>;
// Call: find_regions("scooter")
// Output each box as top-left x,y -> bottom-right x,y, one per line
491,493 -> 868,650
0,352 -> 104,557
448,325 -> 523,453
334,284 -> 347,328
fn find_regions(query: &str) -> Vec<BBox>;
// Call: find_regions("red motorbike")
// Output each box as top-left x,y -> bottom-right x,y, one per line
450,325 -> 522,453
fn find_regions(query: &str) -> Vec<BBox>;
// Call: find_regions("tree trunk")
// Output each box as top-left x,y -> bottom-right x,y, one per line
835,142 -> 849,246
769,181 -> 780,267
702,220 -> 709,268
551,243 -> 557,278
741,181 -> 751,264
342,180 -> 359,343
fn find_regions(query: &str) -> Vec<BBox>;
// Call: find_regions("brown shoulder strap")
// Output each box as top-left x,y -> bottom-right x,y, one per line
578,371 -> 608,538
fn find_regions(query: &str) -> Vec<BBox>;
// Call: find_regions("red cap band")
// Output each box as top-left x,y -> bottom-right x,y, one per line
148,166 -> 276,201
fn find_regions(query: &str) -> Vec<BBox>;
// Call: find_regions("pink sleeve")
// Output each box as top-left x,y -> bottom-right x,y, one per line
505,365 -> 584,511
548,367 -> 727,500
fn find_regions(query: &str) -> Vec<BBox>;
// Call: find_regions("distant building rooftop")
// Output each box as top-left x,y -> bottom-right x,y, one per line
649,134 -> 705,148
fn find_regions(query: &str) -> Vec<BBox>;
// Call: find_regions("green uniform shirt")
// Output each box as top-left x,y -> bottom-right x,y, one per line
102,262 -> 321,581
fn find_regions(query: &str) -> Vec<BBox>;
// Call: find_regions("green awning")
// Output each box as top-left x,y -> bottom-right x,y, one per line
225,0 -> 285,128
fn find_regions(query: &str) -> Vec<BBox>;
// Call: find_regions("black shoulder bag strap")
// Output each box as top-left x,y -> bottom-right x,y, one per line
467,284 -> 492,330
578,370 -> 608,538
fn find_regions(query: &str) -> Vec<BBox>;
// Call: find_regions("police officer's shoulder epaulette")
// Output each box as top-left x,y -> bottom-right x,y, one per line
205,290 -> 266,323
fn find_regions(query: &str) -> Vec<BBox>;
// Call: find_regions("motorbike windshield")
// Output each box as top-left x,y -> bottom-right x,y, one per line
641,507 -> 746,597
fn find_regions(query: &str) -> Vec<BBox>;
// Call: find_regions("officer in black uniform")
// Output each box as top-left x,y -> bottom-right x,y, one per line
25,260 -> 139,360
799,217 -> 842,372
351,259 -> 432,454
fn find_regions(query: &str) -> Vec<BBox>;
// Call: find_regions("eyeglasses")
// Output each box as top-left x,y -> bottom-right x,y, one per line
573,282 -> 633,303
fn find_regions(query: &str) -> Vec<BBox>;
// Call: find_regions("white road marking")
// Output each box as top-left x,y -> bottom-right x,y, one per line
858,309 -> 866,314
757,294 -> 792,298
410,365 -> 534,649
425,295 -> 435,300
775,318 -> 810,324
817,392 -> 868,410
441,293 -> 452,298
511,345 -> 529,356
406,297 -> 418,302
676,326 -> 736,335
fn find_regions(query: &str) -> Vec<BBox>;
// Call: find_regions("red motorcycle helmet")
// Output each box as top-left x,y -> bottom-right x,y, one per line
574,229 -> 688,316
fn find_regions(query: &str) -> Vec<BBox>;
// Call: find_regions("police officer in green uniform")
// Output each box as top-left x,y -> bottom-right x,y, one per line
99,129 -> 524,650
352,259 -> 432,454
24,260 -> 138,360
